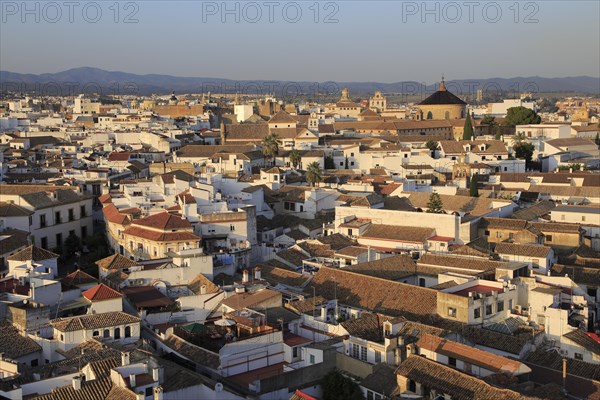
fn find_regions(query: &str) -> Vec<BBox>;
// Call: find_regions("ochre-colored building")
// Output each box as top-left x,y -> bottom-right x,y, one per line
416,78 -> 467,120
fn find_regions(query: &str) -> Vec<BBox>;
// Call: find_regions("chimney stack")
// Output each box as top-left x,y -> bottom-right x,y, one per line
152,367 -> 161,383
72,375 -> 82,390
129,373 -> 136,388
121,352 -> 130,366
254,266 -> 261,281
242,269 -> 249,284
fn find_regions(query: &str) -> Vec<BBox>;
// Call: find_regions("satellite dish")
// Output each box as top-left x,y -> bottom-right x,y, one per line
215,383 -> 223,392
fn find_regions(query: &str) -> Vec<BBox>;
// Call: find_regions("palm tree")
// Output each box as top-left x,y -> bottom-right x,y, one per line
306,162 -> 322,187
289,148 -> 301,169
512,131 -> 527,146
261,133 -> 279,166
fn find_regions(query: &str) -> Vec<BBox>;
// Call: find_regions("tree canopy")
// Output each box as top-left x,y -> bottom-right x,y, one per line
481,115 -> 497,126
289,148 -> 301,169
503,106 -> 541,126
426,191 -> 444,213
261,133 -> 279,165
321,370 -> 363,400
463,114 -> 474,140
306,161 -> 322,187
469,173 -> 479,197
514,142 -> 535,162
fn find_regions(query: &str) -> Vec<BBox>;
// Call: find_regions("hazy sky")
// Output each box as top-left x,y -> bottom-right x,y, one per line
1,1 -> 599,83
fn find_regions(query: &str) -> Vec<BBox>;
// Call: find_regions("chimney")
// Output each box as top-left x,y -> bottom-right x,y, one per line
136,393 -> 145,400
154,386 -> 164,400
121,352 -> 130,366
152,367 -> 160,383
242,269 -> 249,284
72,375 -> 82,390
129,373 -> 136,388
254,266 -> 261,281
200,285 -> 207,295
320,305 -> 327,321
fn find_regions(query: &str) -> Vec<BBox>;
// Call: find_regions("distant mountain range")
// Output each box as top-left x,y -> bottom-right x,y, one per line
1,67 -> 599,97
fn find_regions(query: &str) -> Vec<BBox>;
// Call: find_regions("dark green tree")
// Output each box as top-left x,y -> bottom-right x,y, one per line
63,233 -> 81,258
321,370 -> 363,400
289,148 -> 301,169
463,114 -> 474,140
595,132 -> 600,147
514,142 -> 535,162
345,156 -> 349,169
306,162 -> 323,187
426,140 -> 438,155
469,173 -> 479,197
426,191 -> 444,213
503,106 -> 541,126
494,126 -> 502,140
481,115 -> 497,126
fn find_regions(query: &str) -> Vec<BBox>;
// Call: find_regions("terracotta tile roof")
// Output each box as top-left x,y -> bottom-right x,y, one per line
132,211 -> 192,230
122,286 -> 174,308
107,151 -> 131,161
98,194 -> 112,204
406,192 -> 512,216
269,110 -> 297,124
344,254 -> 418,280
0,321 -> 42,359
361,224 -> 435,243
440,140 -> 507,155
416,333 -> 526,374
0,201 -> 34,216
494,242 -> 552,258
531,221 -> 582,234
221,289 -> 281,310
62,269 -> 97,286
525,346 -> 600,381
96,253 -> 140,271
418,254 -> 504,273
0,229 -> 29,257
360,363 -> 399,397
50,311 -> 140,332
551,264 -> 600,286
102,203 -> 130,225
309,267 -> 438,319
7,245 -> 58,262
162,333 -> 220,369
123,226 -> 200,242
564,329 -> 600,356
396,356 -> 529,400
82,283 -> 123,301
188,273 -> 220,295
511,200 -> 555,220
341,312 -> 398,342
177,144 -> 255,158
259,264 -> 311,288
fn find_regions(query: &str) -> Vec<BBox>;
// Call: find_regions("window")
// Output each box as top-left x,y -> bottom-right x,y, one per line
574,353 -> 583,360
340,162 -> 344,166
80,205 -> 86,217
532,259 -> 540,268
55,211 -> 61,224
114,327 -> 121,339
40,214 -> 46,227
350,152 -> 354,157
419,278 -> 426,287
350,161 -> 355,166
374,350 -> 381,363
68,208 -> 75,221
448,307 -> 457,317
367,391 -> 374,400
352,343 -> 359,359
145,387 -> 153,396
309,354 -> 315,364
125,326 -> 131,338
103,329 -> 110,338
93,330 -> 99,337
497,301 -> 504,312
546,235 -> 553,242
485,304 -> 493,315
360,346 -> 367,362
31,359 -> 38,367
41,237 -> 48,249
293,347 -> 298,358
408,380 -> 416,392
474,308 -> 481,319
56,233 -> 62,246
230,225 -> 235,231
347,229 -> 353,236
81,226 -> 87,239
484,230 -> 490,236
449,357 -> 457,367
582,216 -> 586,222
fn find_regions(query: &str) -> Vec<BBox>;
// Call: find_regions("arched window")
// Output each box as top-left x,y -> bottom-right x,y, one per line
103,329 -> 110,338
427,111 -> 433,120
114,327 -> 121,340
93,330 -> 99,337
445,111 -> 450,120
125,326 -> 131,338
